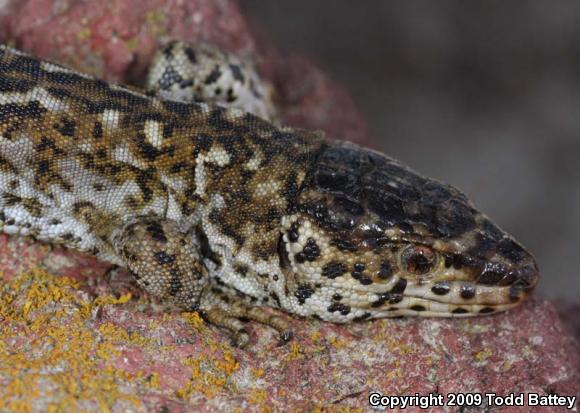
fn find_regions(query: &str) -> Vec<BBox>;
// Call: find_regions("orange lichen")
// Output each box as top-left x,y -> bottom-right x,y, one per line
0,267 -> 299,409
146,372 -> 161,389
252,367 -> 265,379
0,269 -> 146,412
309,331 -> 323,343
182,310 -> 206,331
474,348 -> 493,363
329,336 -> 349,350
284,341 -> 304,362
175,345 -> 240,399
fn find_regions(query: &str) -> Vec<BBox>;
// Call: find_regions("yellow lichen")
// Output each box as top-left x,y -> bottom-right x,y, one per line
252,367 -> 265,379
0,269 -> 146,411
76,27 -> 92,41
175,346 -> 240,400
248,388 -> 270,410
147,372 -> 160,389
309,331 -> 323,342
145,9 -> 167,37
182,310 -> 206,331
329,336 -> 348,350
285,341 -> 304,362
474,348 -> 493,362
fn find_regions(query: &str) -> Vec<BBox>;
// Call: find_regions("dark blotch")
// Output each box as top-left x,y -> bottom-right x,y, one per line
481,219 -> 504,241
327,302 -> 351,316
497,238 -> 528,263
294,284 -> 314,304
277,235 -> 290,269
184,46 -> 197,63
288,222 -> 300,242
37,159 -> 50,174
398,222 -> 414,234
204,66 -> 222,84
53,117 -> 76,137
295,252 -> 306,263
443,254 -> 453,268
371,291 -> 403,308
146,222 -> 167,243
169,271 -> 182,296
302,238 -> 320,261
93,121 -> 103,139
330,238 -> 358,252
391,278 -> 407,294
378,261 -> 393,279
512,265 -> 538,288
0,76 -> 33,93
478,264 -> 506,285
322,262 -> 347,279
270,292 -> 281,307
234,264 -> 249,277
368,191 -> 404,225
460,284 -> 476,299
313,166 -> 357,195
154,251 -> 175,265
353,312 -> 372,321
431,282 -> 451,295
229,64 -> 245,83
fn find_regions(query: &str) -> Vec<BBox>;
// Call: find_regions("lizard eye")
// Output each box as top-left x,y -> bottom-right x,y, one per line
400,245 -> 438,275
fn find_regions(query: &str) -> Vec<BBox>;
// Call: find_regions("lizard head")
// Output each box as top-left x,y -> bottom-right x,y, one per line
281,141 -> 539,320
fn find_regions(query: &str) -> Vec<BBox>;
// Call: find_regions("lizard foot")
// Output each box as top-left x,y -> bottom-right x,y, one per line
146,40 -> 277,122
201,290 -> 293,348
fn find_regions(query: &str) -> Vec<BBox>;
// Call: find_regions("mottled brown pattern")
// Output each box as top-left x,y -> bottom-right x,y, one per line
0,43 -> 538,346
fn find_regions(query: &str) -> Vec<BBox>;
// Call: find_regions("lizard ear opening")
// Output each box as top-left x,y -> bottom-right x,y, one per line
277,233 -> 291,269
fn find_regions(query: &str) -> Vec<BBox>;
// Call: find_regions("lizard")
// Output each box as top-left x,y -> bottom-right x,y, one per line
0,41 -> 539,347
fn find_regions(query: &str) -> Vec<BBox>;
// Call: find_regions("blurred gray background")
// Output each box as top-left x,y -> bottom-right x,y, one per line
241,1 -> 580,301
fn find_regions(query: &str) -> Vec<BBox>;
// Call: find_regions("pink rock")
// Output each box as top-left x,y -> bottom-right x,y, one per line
557,302 -> 580,342
0,0 -> 372,146
0,1 -> 577,411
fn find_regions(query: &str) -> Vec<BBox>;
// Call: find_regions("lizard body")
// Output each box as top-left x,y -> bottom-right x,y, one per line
0,42 -> 538,346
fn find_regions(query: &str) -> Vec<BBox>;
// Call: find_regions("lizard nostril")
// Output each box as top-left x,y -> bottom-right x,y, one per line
511,265 -> 539,288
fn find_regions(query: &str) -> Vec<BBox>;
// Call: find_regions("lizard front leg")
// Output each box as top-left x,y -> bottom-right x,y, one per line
112,215 -> 208,312
111,215 -> 292,347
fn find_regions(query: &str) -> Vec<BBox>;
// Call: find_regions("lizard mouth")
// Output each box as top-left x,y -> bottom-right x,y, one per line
348,233 -> 540,316
337,247 -> 539,317
333,254 -> 540,317
381,275 -> 538,317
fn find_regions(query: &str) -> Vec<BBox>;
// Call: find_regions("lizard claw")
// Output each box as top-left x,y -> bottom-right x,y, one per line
232,328 -> 250,348
277,330 -> 293,346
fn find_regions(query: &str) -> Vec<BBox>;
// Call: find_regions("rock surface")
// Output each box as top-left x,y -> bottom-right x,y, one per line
0,0 -> 371,146
0,1 -> 578,412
